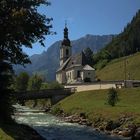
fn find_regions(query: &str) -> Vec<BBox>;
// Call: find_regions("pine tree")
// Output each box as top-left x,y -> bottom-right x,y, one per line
84,47 -> 94,66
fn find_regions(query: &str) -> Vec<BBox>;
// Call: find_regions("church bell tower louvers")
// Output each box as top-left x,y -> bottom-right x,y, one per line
60,23 -> 72,66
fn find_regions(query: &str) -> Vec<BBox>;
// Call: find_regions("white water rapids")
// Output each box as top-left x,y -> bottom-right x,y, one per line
13,104 -> 130,140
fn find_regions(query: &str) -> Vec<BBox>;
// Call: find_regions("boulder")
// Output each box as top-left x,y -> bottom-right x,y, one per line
80,112 -> 86,119
105,120 -> 120,131
121,130 -> 132,137
132,127 -> 140,140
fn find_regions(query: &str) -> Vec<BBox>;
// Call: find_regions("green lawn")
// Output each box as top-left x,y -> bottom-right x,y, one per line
96,52 -> 140,80
52,88 -> 140,124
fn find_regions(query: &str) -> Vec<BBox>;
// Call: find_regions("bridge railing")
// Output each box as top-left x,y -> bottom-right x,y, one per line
15,88 -> 76,100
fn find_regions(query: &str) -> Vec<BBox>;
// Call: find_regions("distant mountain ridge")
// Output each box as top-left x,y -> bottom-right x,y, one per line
14,34 -> 114,81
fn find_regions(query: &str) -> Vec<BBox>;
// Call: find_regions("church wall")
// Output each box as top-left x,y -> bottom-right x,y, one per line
62,71 -> 66,84
73,66 -> 83,79
66,70 -> 74,83
66,66 -> 83,83
56,71 -> 66,84
56,72 -> 62,84
82,70 -> 95,82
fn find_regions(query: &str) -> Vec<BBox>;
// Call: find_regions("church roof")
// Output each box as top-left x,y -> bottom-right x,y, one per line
57,52 -> 88,72
65,51 -> 87,70
61,38 -> 71,46
83,65 -> 95,71
56,57 -> 71,72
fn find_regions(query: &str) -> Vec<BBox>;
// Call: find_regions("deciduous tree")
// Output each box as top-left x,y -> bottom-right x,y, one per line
28,74 -> 43,91
28,74 -> 43,107
0,0 -> 53,65
0,0 -> 53,121
15,72 -> 29,92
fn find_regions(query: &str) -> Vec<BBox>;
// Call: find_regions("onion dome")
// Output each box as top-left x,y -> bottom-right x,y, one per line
61,25 -> 71,46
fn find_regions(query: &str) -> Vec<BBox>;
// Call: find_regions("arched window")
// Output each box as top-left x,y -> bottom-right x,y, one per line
66,49 -> 69,56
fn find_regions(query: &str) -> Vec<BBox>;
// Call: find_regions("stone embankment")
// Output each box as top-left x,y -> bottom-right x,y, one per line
54,111 -> 140,140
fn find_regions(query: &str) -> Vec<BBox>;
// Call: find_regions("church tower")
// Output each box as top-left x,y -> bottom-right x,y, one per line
60,23 -> 72,66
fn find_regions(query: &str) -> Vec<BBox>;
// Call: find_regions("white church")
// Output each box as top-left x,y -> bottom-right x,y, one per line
56,25 -> 95,84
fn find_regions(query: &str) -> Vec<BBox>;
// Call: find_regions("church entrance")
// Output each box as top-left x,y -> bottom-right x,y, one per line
77,70 -> 81,78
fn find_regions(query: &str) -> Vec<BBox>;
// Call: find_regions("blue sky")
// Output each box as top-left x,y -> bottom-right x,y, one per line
23,0 -> 140,56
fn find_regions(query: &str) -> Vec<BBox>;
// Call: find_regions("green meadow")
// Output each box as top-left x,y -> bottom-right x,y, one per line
52,88 -> 140,124
96,52 -> 140,80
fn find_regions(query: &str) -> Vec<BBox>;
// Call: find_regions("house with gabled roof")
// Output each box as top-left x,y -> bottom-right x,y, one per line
56,25 -> 95,84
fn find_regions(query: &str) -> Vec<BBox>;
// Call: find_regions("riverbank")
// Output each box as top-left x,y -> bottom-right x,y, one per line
25,99 -> 51,111
14,106 -> 125,140
0,120 -> 45,140
51,88 -> 140,139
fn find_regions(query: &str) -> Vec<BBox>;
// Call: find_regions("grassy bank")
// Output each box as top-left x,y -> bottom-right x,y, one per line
96,52 -> 140,80
52,88 -> 140,125
0,121 -> 45,140
0,127 -> 13,140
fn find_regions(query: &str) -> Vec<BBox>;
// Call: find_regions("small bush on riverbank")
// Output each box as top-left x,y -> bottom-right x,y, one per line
107,88 -> 119,106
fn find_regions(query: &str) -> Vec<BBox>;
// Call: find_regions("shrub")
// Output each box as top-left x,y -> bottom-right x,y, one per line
96,78 -> 101,82
41,83 -> 49,90
107,88 -> 119,106
84,77 -> 91,82
28,74 -> 43,91
43,82 -> 64,89
51,107 -> 62,114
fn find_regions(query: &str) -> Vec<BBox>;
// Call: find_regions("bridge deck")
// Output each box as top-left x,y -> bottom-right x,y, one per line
16,88 -> 75,100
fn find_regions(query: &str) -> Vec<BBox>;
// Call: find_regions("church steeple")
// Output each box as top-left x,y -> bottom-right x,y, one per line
60,23 -> 72,66
62,21 -> 71,46
64,21 -> 68,39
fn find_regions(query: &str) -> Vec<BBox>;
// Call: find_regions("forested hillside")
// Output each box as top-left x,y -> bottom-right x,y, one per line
94,10 -> 140,69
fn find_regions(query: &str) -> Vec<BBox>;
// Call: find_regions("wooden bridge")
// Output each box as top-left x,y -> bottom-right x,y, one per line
15,88 -> 75,105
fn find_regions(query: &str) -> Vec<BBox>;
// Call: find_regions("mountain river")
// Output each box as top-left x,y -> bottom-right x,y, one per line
13,104 -> 130,140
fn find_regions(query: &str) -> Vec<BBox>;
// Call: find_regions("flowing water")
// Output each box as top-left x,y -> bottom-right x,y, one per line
13,104 -> 130,140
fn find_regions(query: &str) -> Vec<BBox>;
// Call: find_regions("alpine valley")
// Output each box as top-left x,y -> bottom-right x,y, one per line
14,34 -> 114,81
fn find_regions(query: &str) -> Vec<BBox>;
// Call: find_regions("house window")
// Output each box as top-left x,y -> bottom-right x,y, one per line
88,72 -> 90,75
66,49 -> 69,56
77,70 -> 81,78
